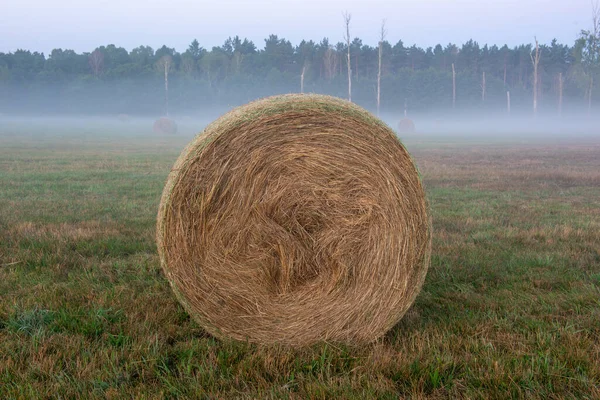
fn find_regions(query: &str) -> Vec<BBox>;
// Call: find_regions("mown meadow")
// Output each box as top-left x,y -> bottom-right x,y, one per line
1,120 -> 599,399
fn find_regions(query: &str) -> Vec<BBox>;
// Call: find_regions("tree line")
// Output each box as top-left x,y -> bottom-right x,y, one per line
0,24 -> 598,116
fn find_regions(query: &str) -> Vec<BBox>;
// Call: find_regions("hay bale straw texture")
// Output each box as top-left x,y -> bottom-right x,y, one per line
157,94 -> 431,346
153,117 -> 178,134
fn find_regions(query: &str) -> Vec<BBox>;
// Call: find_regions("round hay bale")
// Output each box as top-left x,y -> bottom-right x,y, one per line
398,118 -> 416,133
153,117 -> 177,134
157,94 -> 431,346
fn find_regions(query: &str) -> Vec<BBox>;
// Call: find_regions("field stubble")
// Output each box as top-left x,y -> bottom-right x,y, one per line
0,126 -> 599,398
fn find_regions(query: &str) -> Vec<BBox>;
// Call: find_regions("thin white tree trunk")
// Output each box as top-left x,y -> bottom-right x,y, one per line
530,37 -> 540,118
377,56 -> 381,115
558,72 -> 563,117
507,91 -> 511,115
377,20 -> 386,117
482,71 -> 486,103
300,65 -> 306,93
347,50 -> 351,102
343,12 -> 352,102
532,64 -> 537,117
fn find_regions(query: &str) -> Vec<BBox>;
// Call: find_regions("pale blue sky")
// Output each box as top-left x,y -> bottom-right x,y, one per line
0,0 -> 594,54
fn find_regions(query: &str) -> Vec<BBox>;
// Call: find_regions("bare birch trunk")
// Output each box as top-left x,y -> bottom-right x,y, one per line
300,65 -> 306,93
558,72 -> 563,117
155,55 -> 172,116
343,12 -> 352,102
530,37 -> 540,118
482,71 -> 486,103
507,91 -> 511,115
377,20 -> 386,117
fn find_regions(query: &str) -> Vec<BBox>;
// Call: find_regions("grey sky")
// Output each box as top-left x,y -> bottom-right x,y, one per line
1,0 -> 594,54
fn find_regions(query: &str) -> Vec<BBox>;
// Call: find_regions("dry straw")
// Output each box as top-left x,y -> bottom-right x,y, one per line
157,94 -> 431,346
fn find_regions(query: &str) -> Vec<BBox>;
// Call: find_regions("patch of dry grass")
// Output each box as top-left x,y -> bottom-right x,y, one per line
0,126 -> 599,398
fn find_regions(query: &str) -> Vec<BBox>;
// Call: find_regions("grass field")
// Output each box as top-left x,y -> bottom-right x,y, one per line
1,120 -> 599,399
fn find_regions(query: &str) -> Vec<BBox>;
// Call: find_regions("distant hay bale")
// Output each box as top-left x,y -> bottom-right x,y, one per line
153,117 -> 177,134
398,118 -> 416,133
157,94 -> 431,346
117,113 -> 131,123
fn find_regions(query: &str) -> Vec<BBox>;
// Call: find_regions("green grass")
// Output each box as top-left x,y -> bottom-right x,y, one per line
1,122 -> 599,398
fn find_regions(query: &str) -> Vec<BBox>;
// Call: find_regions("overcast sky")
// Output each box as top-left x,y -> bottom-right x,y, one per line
0,0 -> 594,54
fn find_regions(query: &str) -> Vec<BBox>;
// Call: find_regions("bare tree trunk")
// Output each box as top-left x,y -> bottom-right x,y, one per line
507,91 -> 511,115
300,65 -> 306,93
482,71 -> 486,103
377,20 -> 386,117
558,72 -> 563,117
343,12 -> 352,102
530,37 -> 540,118
452,63 -> 456,109
404,98 -> 408,117
156,55 -> 173,116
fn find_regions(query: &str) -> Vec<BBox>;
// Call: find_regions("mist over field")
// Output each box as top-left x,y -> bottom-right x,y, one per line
1,29 -> 599,139
1,111 -> 599,140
